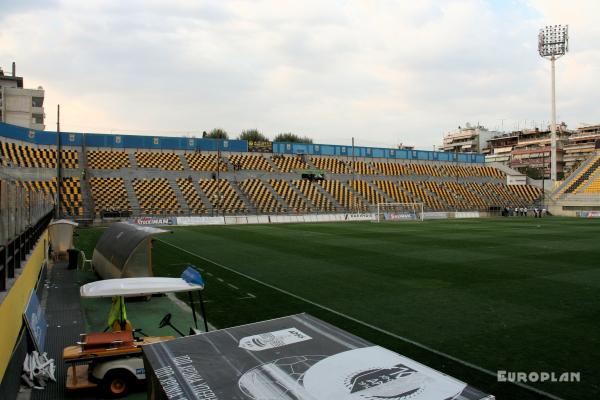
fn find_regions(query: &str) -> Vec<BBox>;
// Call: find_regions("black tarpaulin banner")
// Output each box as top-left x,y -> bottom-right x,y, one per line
143,313 -> 494,400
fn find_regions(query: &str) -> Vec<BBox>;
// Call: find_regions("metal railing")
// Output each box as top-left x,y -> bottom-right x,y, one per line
0,180 -> 54,291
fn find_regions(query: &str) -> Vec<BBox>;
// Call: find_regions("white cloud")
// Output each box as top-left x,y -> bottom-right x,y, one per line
1,0 -> 599,148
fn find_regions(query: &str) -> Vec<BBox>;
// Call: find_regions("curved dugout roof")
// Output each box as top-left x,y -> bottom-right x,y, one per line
48,219 -> 79,253
93,222 -> 170,280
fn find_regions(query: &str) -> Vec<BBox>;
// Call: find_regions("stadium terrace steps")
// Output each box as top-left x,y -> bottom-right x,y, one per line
168,176 -> 190,213
185,152 -> 227,172
264,179 -> 292,210
123,178 -> 141,211
560,153 -> 600,194
269,179 -> 310,212
199,179 -> 247,214
271,154 -> 310,173
86,150 -> 131,169
373,180 -> 413,204
348,180 -> 387,206
582,170 -> 600,193
191,180 -> 213,212
176,178 -> 207,214
238,178 -> 284,213
89,177 -> 132,217
291,179 -> 336,212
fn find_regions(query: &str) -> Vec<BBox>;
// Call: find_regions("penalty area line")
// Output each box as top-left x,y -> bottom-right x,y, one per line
157,238 -> 565,400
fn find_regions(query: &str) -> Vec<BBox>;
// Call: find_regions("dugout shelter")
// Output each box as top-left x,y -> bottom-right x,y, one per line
92,222 -> 170,280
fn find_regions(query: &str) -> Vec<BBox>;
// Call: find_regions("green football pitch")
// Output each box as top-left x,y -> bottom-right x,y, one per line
77,217 -> 600,399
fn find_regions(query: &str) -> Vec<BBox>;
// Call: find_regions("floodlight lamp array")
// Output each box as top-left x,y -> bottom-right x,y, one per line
538,25 -> 568,58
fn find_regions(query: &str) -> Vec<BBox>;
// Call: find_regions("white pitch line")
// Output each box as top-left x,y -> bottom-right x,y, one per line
157,238 -> 566,400
227,283 -> 239,290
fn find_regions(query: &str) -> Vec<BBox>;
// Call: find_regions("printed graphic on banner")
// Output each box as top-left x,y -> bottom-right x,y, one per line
239,355 -> 326,399
578,211 -> 600,218
385,212 -> 416,220
129,217 -> 175,226
302,346 -> 466,399
239,328 -> 312,351
23,289 -> 47,352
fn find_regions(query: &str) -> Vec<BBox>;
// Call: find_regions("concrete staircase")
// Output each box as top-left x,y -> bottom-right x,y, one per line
314,182 -> 344,211
77,142 -> 94,219
286,179 -> 315,210
263,181 -> 290,210
367,180 -> 395,203
168,177 -> 190,213
123,178 -> 141,213
230,181 -> 255,213
191,180 -> 214,212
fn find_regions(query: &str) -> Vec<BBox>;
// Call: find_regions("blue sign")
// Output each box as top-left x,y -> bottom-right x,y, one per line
23,289 -> 47,352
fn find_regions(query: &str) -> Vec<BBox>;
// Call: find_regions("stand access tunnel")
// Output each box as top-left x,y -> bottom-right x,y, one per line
92,222 -> 171,280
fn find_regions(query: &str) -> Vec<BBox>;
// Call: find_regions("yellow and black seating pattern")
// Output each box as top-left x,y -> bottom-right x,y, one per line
311,157 -> 350,174
292,180 -> 335,212
408,163 -> 442,177
348,161 -> 376,175
371,162 -> 411,176
374,180 -> 414,203
269,179 -> 309,212
318,180 -> 367,211
348,180 -> 386,205
398,181 -> 444,210
18,179 -> 56,195
87,150 -> 130,169
89,178 -> 131,215
17,177 -> 82,215
198,179 -> 246,213
561,154 -> 600,194
228,154 -> 273,171
1,141 -> 79,168
442,182 -> 487,209
239,179 -> 283,213
584,174 -> 600,193
177,178 -> 207,214
132,178 -> 182,214
135,151 -> 183,170
271,155 -> 308,173
185,153 -> 227,172
507,184 -> 543,203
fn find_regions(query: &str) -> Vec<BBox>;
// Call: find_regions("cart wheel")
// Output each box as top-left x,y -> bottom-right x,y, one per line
102,369 -> 135,398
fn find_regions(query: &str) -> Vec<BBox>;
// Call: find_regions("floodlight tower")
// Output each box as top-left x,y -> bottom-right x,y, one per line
538,25 -> 568,182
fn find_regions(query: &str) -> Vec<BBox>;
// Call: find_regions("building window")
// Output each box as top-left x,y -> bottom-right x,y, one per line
32,114 -> 44,124
32,97 -> 44,107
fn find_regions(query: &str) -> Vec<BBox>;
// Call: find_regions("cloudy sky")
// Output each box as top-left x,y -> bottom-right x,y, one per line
1,0 -> 599,149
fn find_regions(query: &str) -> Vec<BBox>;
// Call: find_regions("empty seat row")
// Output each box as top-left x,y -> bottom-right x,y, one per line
2,141 -> 78,169
132,178 -> 182,214
87,150 -> 130,169
135,151 -> 183,170
89,178 -> 131,215
239,179 -> 282,213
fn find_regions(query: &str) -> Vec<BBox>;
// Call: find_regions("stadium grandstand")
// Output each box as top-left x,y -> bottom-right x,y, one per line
0,121 -> 548,220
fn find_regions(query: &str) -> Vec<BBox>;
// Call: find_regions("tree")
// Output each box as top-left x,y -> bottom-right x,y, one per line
205,128 -> 229,139
239,129 -> 268,142
273,132 -> 313,143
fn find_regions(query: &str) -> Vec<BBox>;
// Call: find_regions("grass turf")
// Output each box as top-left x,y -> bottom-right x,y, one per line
77,217 -> 600,399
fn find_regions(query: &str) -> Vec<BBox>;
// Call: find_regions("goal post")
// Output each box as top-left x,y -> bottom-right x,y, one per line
375,202 -> 424,222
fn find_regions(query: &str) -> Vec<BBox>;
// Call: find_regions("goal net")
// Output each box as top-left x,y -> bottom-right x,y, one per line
375,202 -> 424,222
